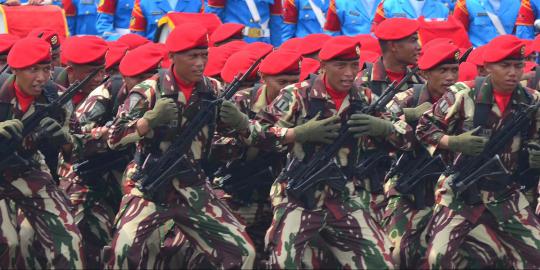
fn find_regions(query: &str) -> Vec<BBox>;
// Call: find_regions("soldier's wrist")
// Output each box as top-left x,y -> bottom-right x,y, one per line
136,118 -> 150,136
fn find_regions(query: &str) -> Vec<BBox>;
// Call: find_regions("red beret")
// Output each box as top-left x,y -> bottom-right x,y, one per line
353,34 -> 382,54
525,61 -> 537,72
166,23 -> 209,53
63,36 -> 108,65
319,36 -> 360,61
418,43 -> 460,70
522,39 -> 534,56
148,43 -> 172,69
374,18 -> 419,41
120,44 -> 163,77
28,28 -> 61,50
8,37 -> 51,69
117,33 -> 150,50
483,35 -> 525,63
221,40 -> 247,52
458,62 -> 478,82
242,42 -> 273,59
0,34 -> 20,55
466,46 -> 486,66
422,38 -> 454,53
360,50 -> 380,67
300,34 -> 332,56
532,35 -> 540,53
279,37 -> 303,52
204,46 -> 237,77
259,50 -> 302,75
299,57 -> 320,81
105,41 -> 129,70
210,23 -> 244,46
221,50 -> 260,83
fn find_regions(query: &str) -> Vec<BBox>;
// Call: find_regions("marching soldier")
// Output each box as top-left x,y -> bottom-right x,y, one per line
106,23 -> 256,269
96,0 -> 133,39
27,28 -> 62,69
206,0 -> 283,46
0,37 -> 84,269
209,23 -> 245,47
223,36 -> 413,268
417,35 -> 540,269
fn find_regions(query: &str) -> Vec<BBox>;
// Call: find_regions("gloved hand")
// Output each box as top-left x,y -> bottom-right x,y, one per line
347,114 -> 394,138
528,142 -> 540,169
142,98 -> 178,128
0,119 -> 23,141
402,102 -> 432,122
220,100 -> 250,131
447,127 -> 488,156
294,114 -> 340,144
39,117 -> 70,145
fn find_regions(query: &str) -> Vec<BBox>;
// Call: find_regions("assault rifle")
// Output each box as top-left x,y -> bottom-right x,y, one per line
0,68 -> 102,169
135,57 -> 263,200
285,67 -> 419,208
449,102 -> 540,205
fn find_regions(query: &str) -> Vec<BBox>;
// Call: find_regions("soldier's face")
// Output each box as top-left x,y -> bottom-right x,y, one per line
13,63 -> 51,97
322,59 -> 360,92
261,74 -> 299,101
170,48 -> 208,84
392,34 -> 421,66
67,64 -> 106,93
485,60 -> 524,92
424,63 -> 459,97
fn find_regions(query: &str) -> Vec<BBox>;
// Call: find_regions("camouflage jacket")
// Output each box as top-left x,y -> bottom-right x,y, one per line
108,67 -> 222,188
359,57 -> 424,96
0,75 -> 65,171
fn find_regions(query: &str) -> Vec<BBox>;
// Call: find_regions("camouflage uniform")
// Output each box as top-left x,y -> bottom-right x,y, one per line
106,67 -> 256,269
358,57 -> 424,223
0,75 -> 84,269
247,74 -> 414,268
416,77 -> 540,269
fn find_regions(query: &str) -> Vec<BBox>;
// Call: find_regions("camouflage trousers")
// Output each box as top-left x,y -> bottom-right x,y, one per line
2,167 -> 84,268
0,199 -> 19,268
266,181 -> 394,269
57,169 -> 123,269
426,202 -> 540,269
107,182 -> 256,269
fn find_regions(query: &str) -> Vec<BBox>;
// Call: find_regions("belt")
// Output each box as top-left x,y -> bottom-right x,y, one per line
242,27 -> 270,38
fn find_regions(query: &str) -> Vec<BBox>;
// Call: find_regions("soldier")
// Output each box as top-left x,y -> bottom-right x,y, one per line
104,41 -> 129,77
106,23 -> 256,269
27,28 -> 62,69
220,50 -> 262,90
222,36 -> 412,268
417,35 -> 540,269
209,23 -> 245,47
298,33 -> 331,60
282,0 -> 330,40
0,37 -> 84,269
0,34 -> 19,69
117,33 -> 151,50
206,0 -> 283,46
204,46 -> 241,82
129,0 -> 203,40
453,0 -> 521,47
96,0 -> 133,39
63,0 -> 101,36
372,0 -> 449,27
324,0 -> 382,36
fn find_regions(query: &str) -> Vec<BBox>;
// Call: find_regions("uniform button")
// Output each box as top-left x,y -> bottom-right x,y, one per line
250,19 -> 254,23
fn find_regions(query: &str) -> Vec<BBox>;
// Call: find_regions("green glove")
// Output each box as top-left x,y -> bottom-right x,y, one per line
294,114 -> 341,144
143,98 -> 178,128
0,119 -> 23,141
447,127 -> 488,156
220,100 -> 250,131
39,117 -> 70,145
347,114 -> 395,138
528,142 -> 540,169
402,102 -> 432,122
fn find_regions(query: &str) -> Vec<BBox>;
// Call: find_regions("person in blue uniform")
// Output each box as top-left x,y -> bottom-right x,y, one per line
282,0 -> 329,40
324,0 -> 382,35
63,0 -> 101,35
96,0 -> 133,39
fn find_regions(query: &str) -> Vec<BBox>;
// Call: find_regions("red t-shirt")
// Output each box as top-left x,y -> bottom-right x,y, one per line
72,92 -> 87,107
386,69 -> 405,84
324,75 -> 348,109
493,89 -> 513,114
14,82 -> 34,113
173,69 -> 195,103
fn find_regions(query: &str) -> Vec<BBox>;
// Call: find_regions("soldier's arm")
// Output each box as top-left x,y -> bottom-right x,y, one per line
107,83 -> 152,149
63,0 -> 77,35
516,0 -> 537,39
129,0 -> 147,37
96,0 -> 116,37
453,0 -> 470,30
416,89 -> 462,156
282,0 -> 298,40
269,1 -> 283,46
205,0 -> 226,20
324,0 -> 342,36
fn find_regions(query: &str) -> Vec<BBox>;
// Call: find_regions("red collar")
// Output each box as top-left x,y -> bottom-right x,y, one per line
173,68 -> 195,103
324,75 -> 348,109
14,81 -> 34,113
385,69 -> 405,83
